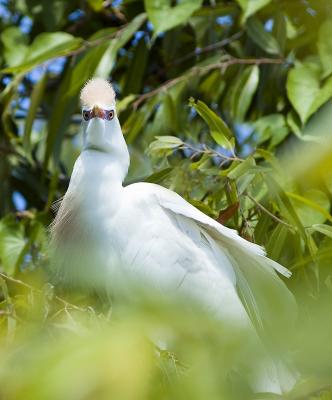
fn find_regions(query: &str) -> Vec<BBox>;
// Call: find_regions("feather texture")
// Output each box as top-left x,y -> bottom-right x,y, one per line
80,78 -> 116,108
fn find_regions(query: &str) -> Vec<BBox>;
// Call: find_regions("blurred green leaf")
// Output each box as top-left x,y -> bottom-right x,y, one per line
247,17 -> 281,55
227,157 -> 255,180
253,114 -> 289,146
87,0 -> 104,12
94,13 -> 146,78
0,27 -> 28,67
318,20 -> 332,79
264,176 -> 306,238
1,32 -> 83,74
309,224 -> 332,239
266,224 -> 289,260
123,38 -> 148,96
235,0 -> 272,21
144,0 -> 203,36
23,72 -> 48,154
189,98 -> 233,149
288,190 -> 331,226
230,66 -> 259,121
287,63 -> 332,125
0,219 -> 26,276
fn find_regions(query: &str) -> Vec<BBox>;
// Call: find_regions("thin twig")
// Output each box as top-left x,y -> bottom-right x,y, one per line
245,193 -> 293,229
133,56 -> 288,108
168,31 -> 244,67
181,142 -> 243,163
0,272 -> 87,312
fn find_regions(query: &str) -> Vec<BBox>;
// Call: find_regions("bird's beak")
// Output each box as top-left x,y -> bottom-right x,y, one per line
92,105 -> 105,119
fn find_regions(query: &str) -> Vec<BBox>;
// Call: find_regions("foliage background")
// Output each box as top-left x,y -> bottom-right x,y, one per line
1,0 -> 332,398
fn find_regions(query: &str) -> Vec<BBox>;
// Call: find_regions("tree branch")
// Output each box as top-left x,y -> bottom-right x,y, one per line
133,56 -> 288,108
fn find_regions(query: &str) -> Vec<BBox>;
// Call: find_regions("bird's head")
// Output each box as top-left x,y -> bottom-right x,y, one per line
80,78 -> 120,153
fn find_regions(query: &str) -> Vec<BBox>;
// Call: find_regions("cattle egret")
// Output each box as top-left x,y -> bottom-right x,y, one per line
50,78 -> 297,393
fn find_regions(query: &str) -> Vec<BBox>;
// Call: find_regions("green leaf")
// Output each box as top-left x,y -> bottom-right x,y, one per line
266,224 -> 289,260
1,32 -> 83,74
124,97 -> 158,144
87,0 -> 104,11
253,114 -> 289,146
287,190 -> 331,226
227,157 -> 255,180
235,0 -> 272,21
123,38 -> 148,96
230,66 -> 259,121
189,98 -> 233,149
94,13 -> 146,78
287,62 -> 332,125
0,26 -> 28,67
309,224 -> 332,239
246,17 -> 281,55
318,20 -> 332,79
149,136 -> 183,151
144,168 -> 173,183
23,72 -> 48,153
264,176 -> 306,238
0,220 -> 26,276
144,0 -> 203,36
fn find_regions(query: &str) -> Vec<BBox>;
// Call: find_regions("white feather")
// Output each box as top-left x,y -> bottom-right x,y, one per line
80,78 -> 116,108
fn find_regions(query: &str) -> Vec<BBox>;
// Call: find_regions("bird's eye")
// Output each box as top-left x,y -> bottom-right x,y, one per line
82,110 -> 90,121
106,110 -> 114,120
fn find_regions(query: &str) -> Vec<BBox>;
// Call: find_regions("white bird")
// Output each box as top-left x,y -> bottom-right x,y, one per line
50,78 -> 297,393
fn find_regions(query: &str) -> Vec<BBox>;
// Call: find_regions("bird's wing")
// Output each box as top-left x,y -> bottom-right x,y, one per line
136,182 -> 296,334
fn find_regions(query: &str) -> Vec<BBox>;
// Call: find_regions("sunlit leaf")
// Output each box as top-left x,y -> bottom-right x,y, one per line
253,114 -> 289,146
189,98 -> 233,149
235,0 -> 272,21
87,0 -> 104,12
149,136 -> 183,151
144,0 -> 203,37
1,32 -> 83,74
227,157 -> 255,180
287,62 -> 332,125
0,26 -> 28,67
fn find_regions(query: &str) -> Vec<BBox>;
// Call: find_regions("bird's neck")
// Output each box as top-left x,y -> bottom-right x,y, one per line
76,150 -> 127,191
69,150 -> 129,209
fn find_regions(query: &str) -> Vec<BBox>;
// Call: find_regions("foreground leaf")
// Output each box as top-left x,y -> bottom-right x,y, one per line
286,62 -> 332,125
